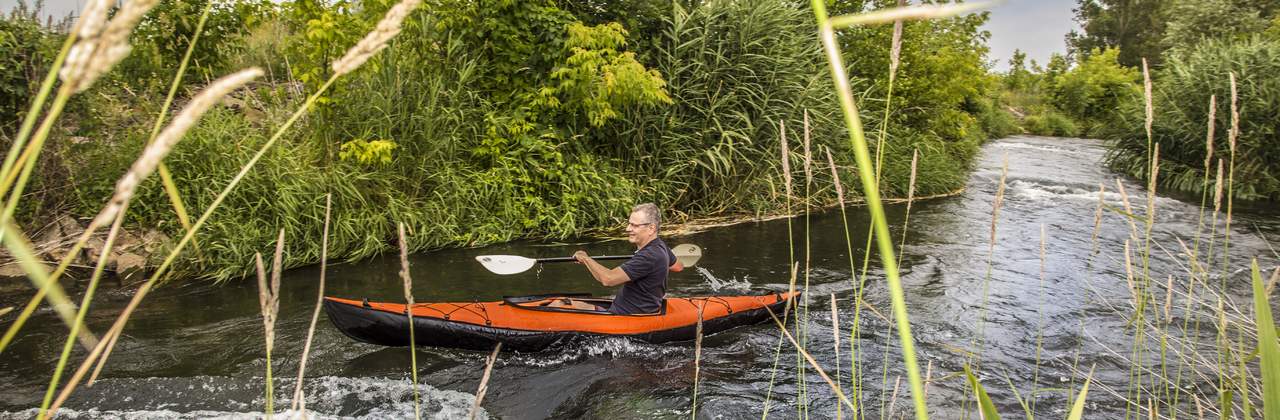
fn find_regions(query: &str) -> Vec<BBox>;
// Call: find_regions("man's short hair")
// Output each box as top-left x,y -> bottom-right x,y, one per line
631,203 -> 660,230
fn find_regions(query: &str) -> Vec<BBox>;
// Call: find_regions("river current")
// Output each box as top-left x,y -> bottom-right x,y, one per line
1,136 -> 1277,418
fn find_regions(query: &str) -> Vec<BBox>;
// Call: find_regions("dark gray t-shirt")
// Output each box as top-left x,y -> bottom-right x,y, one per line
611,238 -> 677,314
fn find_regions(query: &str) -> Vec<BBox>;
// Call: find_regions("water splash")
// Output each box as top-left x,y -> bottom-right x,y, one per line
696,267 -> 752,292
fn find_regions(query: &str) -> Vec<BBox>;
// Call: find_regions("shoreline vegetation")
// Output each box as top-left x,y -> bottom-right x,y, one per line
2,0 -> 1003,282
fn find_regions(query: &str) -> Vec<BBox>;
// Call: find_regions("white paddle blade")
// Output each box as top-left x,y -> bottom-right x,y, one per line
476,255 -> 538,275
672,244 -> 703,268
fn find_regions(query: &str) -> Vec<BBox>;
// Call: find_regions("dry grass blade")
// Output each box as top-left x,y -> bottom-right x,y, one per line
1213,160 -> 1224,213
887,375 -> 903,416
1204,95 -> 1216,172
1125,240 -> 1137,309
1114,179 -> 1140,242
828,1 -> 997,28
763,304 -> 856,411
257,229 -> 285,419
1164,275 -> 1174,323
60,0 -> 160,93
692,301 -> 705,419
1267,266 -> 1279,297
889,0 -> 905,79
824,147 -> 844,204
989,155 -> 1008,251
0,307 -> 11,317
1228,73 -> 1238,155
332,0 -> 423,75
1142,58 -> 1153,147
829,293 -> 842,420
92,68 -> 262,227
1091,182 -> 1106,249
469,343 -> 502,420
780,120 -> 792,198
803,110 -> 812,185
0,69 -> 259,355
898,148 -> 919,267
0,222 -> 96,350
291,193 -> 332,415
398,222 -> 421,420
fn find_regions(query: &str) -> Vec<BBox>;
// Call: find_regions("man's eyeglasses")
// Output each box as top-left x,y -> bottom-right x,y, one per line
626,221 -> 654,229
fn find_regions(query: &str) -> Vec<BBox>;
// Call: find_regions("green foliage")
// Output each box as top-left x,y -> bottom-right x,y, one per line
550,22 -> 672,127
0,9 -> 58,135
339,139 -> 396,166
1163,0 -> 1269,51
125,0 -> 275,86
1023,110 -> 1080,137
1050,48 -> 1140,136
1067,0 -> 1171,67
1105,36 -> 1280,200
1251,259 -> 1280,420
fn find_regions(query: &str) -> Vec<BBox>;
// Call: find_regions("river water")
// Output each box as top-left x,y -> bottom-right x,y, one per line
1,136 -> 1278,419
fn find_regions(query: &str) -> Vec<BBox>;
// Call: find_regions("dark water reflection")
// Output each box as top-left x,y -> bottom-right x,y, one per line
2,136 -> 1278,418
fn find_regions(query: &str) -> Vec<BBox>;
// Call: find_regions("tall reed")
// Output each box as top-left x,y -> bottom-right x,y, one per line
40,0 -> 423,412
398,222 -> 421,420
256,229 -> 285,419
469,343 -> 502,420
290,193 -> 332,415
808,2 -> 995,418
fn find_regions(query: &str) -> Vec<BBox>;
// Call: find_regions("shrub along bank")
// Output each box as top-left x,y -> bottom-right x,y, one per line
4,0 -> 1002,280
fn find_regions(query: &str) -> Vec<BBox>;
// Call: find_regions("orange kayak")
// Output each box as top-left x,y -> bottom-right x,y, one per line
324,292 -> 798,352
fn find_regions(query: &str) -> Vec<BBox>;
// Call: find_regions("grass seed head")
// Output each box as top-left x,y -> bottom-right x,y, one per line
779,120 -> 792,199
1205,95 -> 1216,172
333,0 -> 423,76
92,68 -> 262,227
825,147 -> 844,204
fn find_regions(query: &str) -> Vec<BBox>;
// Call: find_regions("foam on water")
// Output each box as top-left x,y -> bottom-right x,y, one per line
1007,179 -> 1180,207
696,267 -> 753,292
506,336 -> 688,368
0,376 -> 485,420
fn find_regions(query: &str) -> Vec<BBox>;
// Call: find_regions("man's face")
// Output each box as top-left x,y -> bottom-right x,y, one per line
625,211 -> 655,245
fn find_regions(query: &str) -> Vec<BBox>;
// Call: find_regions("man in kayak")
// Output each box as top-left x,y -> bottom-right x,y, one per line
573,203 -> 683,314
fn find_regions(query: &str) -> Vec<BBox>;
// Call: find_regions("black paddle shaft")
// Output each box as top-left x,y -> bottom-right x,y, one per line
536,255 -> 633,263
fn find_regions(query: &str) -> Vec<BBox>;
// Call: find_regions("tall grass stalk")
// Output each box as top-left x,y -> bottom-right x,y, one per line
398,222 -> 421,420
827,145 -> 868,419
895,149 -> 918,268
1249,259 -> 1280,419
143,1 -> 217,256
290,193 -> 331,415
830,293 -> 842,420
800,110 -> 813,419
2,66 -> 261,356
761,261 -> 800,420
43,0 -> 421,408
760,120 -> 795,419
1029,224 -> 1047,417
808,1 -> 993,418
0,222 -> 93,351
469,343 -> 502,420
973,155 -> 1008,366
763,303 -> 856,411
692,302 -> 705,419
257,229 -> 285,420
35,209 -> 125,420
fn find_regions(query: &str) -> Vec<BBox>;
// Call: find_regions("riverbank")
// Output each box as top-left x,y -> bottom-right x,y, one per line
0,187 -> 968,283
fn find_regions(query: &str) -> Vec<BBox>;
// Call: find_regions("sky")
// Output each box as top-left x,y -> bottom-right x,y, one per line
8,0 -> 1080,74
982,0 -> 1082,72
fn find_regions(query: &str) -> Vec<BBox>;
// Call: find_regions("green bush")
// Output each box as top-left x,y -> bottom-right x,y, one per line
1105,36 -> 1280,200
1050,48 -> 1141,136
0,10 -> 59,136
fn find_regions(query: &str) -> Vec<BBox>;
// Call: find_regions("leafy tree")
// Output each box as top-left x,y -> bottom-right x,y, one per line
1067,0 -> 1169,67
1050,47 -> 1141,133
1162,0 -> 1268,51
0,9 -> 57,136
1006,49 -> 1032,90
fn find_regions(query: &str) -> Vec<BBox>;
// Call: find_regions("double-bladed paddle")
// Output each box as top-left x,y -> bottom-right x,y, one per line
476,243 -> 703,275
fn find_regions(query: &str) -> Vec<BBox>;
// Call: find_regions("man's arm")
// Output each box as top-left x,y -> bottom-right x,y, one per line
574,251 -> 631,286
